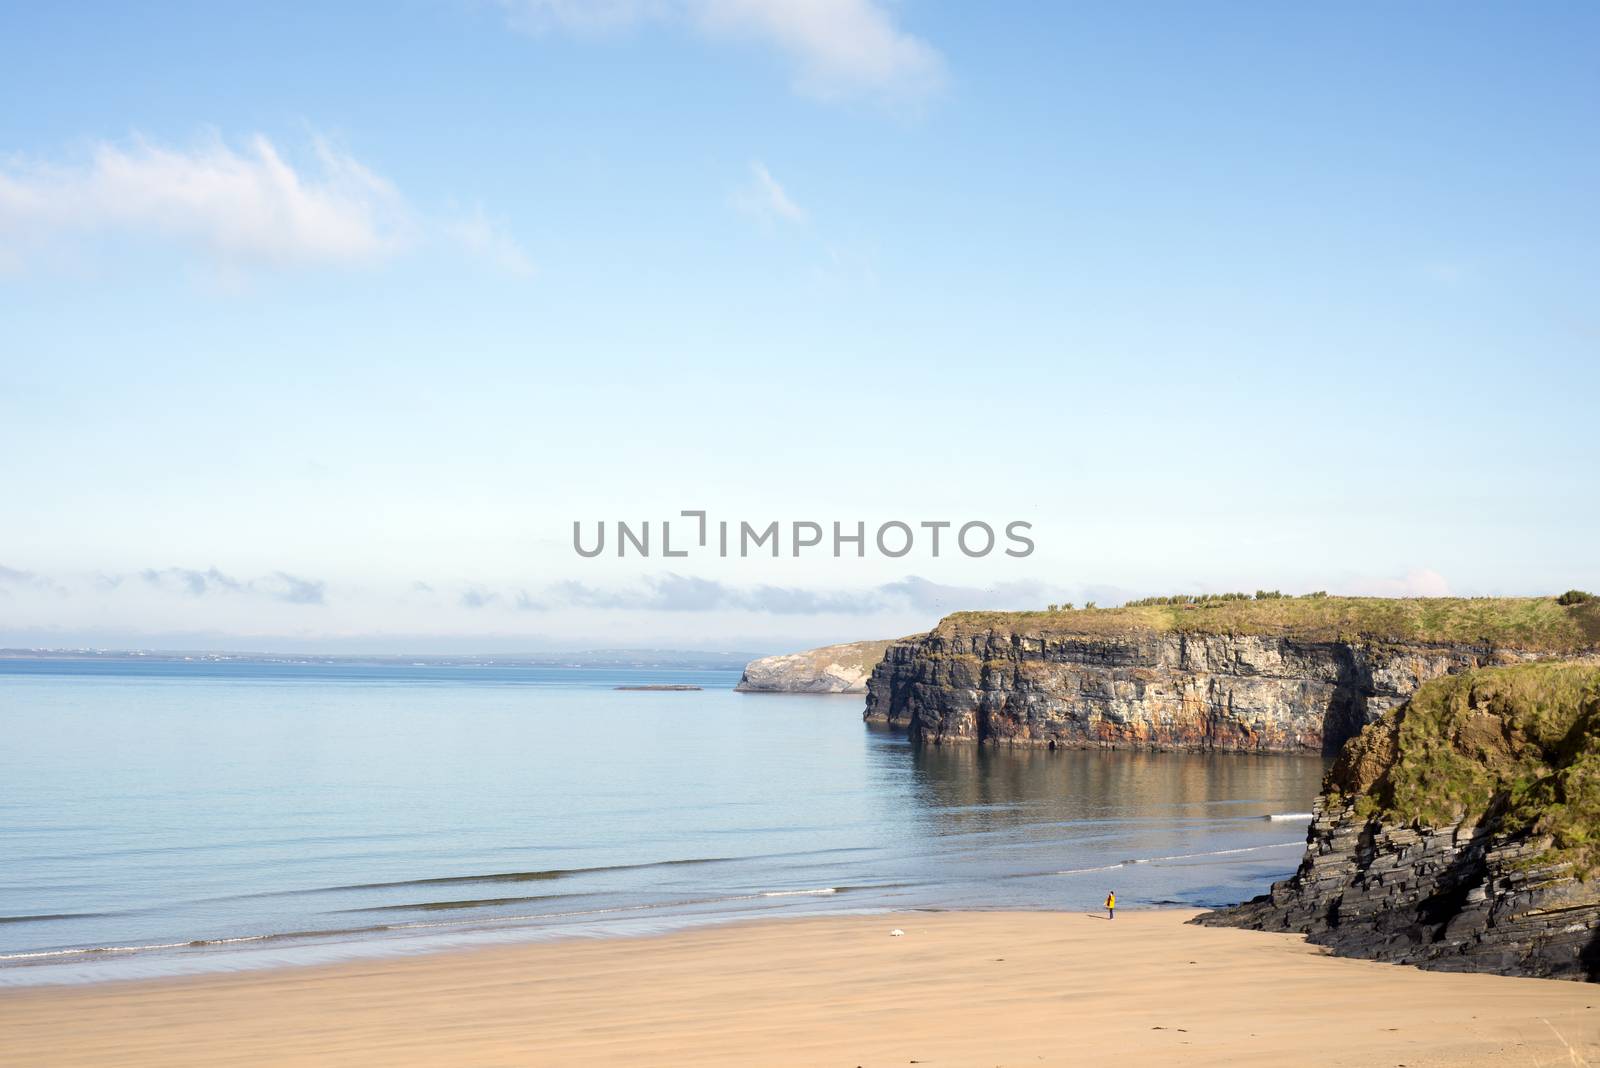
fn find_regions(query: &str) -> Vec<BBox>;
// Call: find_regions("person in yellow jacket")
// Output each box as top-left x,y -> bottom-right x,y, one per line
1105,891 -> 1116,920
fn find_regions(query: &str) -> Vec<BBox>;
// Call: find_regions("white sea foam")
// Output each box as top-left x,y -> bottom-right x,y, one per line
0,948 -> 98,961
1,886 -> 860,962
1144,843 -> 1303,863
1048,841 -> 1303,877
0,940 -> 192,961
1049,864 -> 1124,876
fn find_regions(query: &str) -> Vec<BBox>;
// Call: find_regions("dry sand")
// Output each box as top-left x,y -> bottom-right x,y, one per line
2,909 -> 1597,1066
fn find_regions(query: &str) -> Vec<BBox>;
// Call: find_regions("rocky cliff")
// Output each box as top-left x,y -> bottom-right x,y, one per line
1196,662 -> 1600,981
864,596 -> 1600,754
735,639 -> 896,694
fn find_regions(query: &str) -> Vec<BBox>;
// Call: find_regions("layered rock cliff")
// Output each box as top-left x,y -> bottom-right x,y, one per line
1196,662 -> 1600,981
735,639 -> 895,694
864,597 -> 1600,754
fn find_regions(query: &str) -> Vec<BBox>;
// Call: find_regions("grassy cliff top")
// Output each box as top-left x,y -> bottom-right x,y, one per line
936,595 -> 1600,652
1329,662 -> 1600,875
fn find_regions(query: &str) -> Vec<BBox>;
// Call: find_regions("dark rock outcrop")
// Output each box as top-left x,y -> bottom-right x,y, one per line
1197,801 -> 1600,979
1196,663 -> 1600,981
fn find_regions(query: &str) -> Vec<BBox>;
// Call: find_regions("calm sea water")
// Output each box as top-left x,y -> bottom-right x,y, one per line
0,659 -> 1324,985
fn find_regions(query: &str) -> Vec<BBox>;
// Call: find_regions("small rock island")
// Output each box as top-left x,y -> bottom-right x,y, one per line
614,684 -> 703,691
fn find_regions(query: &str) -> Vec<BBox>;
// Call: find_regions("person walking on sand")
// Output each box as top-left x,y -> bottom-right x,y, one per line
1105,891 -> 1116,920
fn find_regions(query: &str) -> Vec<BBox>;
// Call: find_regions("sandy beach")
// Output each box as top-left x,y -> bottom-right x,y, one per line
2,910 -> 1596,1067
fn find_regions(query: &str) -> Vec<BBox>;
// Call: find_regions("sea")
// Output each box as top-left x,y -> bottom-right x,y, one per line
0,658 -> 1325,985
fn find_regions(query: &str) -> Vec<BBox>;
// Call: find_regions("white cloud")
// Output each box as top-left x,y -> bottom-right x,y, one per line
138,566 -> 327,605
695,0 -> 944,101
0,564 -> 67,598
460,573 -> 1083,616
0,134 -> 531,276
735,161 -> 805,223
443,205 -> 535,275
0,135 -> 405,270
503,0 -> 945,101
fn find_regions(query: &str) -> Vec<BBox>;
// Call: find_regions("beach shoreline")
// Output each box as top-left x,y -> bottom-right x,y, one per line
2,909 -> 1595,1067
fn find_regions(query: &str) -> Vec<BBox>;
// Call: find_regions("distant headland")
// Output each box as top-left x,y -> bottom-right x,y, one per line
735,639 -> 898,694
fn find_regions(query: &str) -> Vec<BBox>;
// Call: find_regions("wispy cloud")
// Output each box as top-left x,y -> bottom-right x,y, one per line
554,573 -> 864,613
460,585 -> 500,610
139,567 -> 326,605
141,567 -> 244,597
735,161 -> 806,224
874,576 -> 1065,614
502,0 -> 945,103
696,0 -> 945,101
499,573 -> 1079,616
0,135 -> 404,271
255,571 -> 328,606
442,205 -> 535,275
0,564 -> 67,597
0,134 -> 530,277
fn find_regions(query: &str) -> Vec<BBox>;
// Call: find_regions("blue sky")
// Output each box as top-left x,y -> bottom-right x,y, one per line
1,1 -> 1596,652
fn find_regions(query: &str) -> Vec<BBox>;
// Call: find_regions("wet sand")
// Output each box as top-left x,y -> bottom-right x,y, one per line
2,909 -> 1596,1066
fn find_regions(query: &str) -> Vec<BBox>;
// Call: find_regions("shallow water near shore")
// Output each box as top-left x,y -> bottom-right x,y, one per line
0,659 -> 1325,985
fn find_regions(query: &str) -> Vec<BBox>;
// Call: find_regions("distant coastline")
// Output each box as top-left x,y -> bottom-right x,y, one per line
0,648 -> 757,671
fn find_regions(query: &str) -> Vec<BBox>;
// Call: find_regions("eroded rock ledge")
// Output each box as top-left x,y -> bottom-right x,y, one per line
1196,663 -> 1600,981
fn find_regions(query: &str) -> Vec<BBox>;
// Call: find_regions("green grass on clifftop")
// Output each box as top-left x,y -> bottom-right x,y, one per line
1331,662 -> 1600,876
938,596 -> 1600,653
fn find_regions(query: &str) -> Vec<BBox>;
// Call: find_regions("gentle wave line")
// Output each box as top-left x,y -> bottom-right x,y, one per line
0,884 -> 891,963
1045,840 -> 1304,877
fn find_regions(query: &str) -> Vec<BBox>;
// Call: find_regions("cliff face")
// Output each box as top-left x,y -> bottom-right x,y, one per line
735,639 -> 895,694
866,629 -> 1542,753
864,597 -> 1600,753
1196,663 -> 1600,981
